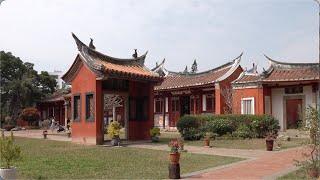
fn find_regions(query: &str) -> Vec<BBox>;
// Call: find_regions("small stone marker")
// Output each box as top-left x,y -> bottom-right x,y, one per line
169,163 -> 180,179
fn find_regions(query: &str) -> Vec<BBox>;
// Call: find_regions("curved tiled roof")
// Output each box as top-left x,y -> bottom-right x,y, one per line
233,73 -> 260,84
155,53 -> 243,90
62,33 -> 162,83
262,55 -> 319,82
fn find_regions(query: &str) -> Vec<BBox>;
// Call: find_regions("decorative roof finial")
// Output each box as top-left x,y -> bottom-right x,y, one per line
191,59 -> 198,73
89,38 -> 95,49
183,65 -> 188,74
132,49 -> 138,58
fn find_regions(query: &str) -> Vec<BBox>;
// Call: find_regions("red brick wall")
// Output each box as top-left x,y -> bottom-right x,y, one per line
233,88 -> 265,115
71,64 -> 100,145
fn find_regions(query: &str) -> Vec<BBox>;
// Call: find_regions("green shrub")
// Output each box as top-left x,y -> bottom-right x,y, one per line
176,114 -> 280,139
0,131 -> 22,169
210,119 -> 235,136
233,124 -> 252,139
176,115 -> 200,140
149,127 -> 160,137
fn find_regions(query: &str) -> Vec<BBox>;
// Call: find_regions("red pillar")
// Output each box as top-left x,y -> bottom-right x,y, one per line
162,96 -> 166,129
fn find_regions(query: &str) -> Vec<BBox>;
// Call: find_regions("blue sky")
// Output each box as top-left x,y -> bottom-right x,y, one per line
0,0 -> 318,73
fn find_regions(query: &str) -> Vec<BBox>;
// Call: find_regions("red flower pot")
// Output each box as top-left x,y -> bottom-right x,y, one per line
310,133 -> 316,140
169,153 -> 180,164
266,140 -> 274,151
204,139 -> 210,147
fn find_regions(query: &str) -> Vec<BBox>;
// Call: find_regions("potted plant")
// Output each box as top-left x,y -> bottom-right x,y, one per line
43,130 -> 48,139
107,121 -> 122,146
67,131 -> 72,138
168,140 -> 180,164
0,131 -> 22,180
149,127 -> 160,142
265,131 -> 278,151
203,132 -> 217,147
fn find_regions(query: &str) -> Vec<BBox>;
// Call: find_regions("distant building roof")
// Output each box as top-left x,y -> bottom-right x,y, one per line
233,55 -> 319,86
62,33 -> 163,83
154,53 -> 243,90
261,55 -> 319,82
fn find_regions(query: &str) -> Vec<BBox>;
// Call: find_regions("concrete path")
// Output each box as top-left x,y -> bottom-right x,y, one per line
129,143 -> 272,159
2,129 -> 72,142
129,143 -> 310,180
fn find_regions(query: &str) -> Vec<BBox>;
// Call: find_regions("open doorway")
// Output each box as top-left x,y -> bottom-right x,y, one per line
180,96 -> 190,117
286,99 -> 302,129
103,93 -> 128,141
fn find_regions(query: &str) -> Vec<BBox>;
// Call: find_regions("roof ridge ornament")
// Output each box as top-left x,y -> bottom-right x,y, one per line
191,59 -> 198,74
132,49 -> 138,58
89,38 -> 95,50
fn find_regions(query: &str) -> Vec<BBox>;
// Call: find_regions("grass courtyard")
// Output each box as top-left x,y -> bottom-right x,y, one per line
12,137 -> 244,179
159,132 -> 310,150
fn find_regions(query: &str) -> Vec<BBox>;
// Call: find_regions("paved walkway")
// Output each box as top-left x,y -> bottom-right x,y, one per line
129,143 -> 310,179
2,129 -> 72,142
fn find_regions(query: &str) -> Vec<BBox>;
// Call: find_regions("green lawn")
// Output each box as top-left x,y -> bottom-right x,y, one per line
11,137 -> 243,179
159,132 -> 309,150
277,168 -> 307,180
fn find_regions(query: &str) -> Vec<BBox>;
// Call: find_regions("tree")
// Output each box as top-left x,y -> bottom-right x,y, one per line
220,86 -> 243,114
19,107 -> 40,125
104,94 -> 123,122
0,51 -> 56,118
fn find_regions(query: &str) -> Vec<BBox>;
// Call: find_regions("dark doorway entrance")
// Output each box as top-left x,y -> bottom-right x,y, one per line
286,99 -> 302,129
180,96 -> 190,117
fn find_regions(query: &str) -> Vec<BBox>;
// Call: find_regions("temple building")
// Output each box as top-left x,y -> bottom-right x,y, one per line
59,33 -> 162,145
152,54 -> 243,128
36,88 -> 71,126
232,55 -> 319,131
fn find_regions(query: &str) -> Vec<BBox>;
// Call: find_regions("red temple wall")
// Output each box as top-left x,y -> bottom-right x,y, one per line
71,64 -> 100,145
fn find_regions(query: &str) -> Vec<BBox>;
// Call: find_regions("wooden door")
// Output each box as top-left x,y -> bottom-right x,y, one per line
170,97 -> 180,127
286,99 -> 302,129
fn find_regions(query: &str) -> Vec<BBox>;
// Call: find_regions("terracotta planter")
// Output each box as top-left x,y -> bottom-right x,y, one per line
169,153 -> 180,164
0,167 -> 16,180
310,132 -> 316,140
204,139 -> 210,147
266,140 -> 274,151
43,131 -> 48,139
307,167 -> 319,178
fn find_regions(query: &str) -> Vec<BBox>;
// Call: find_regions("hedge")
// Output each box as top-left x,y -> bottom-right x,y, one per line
176,114 -> 280,140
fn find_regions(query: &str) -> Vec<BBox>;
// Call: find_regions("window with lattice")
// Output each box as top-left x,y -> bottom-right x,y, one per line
86,93 -> 94,121
73,95 -> 81,121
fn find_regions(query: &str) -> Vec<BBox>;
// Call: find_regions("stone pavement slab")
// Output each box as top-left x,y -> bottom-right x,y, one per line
185,147 -> 310,180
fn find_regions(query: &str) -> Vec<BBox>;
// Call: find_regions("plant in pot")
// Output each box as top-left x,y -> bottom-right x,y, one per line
168,140 -> 180,164
0,131 -> 22,180
203,132 -> 217,147
107,121 -> 122,146
149,127 -> 160,142
264,131 -> 278,151
67,131 -> 72,138
43,130 -> 48,139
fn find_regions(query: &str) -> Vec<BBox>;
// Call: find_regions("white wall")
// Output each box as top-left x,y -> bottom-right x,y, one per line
271,86 -> 316,131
